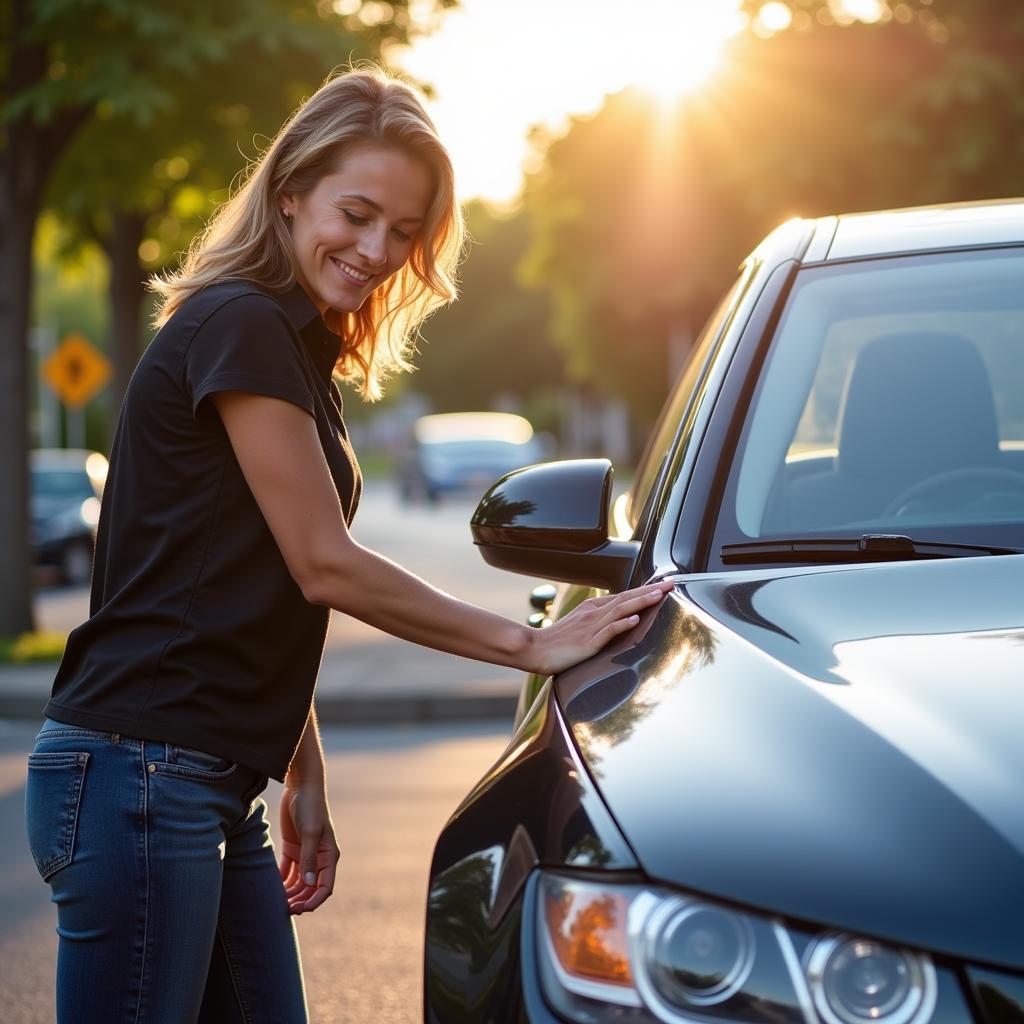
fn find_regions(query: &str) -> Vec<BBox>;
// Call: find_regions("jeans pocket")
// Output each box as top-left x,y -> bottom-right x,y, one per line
25,751 -> 90,881
159,744 -> 237,778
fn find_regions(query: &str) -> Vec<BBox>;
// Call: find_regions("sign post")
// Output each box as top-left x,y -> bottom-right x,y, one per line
41,333 -> 113,448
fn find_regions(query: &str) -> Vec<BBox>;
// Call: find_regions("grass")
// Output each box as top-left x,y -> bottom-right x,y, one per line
356,450 -> 396,479
0,630 -> 68,664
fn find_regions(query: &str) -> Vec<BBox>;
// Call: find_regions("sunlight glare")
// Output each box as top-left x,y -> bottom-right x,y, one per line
608,0 -> 746,101
756,2 -> 794,33
835,0 -> 886,22
397,0 -> 746,202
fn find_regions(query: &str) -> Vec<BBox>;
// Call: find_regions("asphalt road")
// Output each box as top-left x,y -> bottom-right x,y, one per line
35,481 -> 545,644
33,481 -> 545,705
0,718 -> 510,1024
11,482 -> 533,1019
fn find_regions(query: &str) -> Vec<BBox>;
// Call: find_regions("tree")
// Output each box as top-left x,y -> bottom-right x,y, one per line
1,0 -> 452,635
411,199 -> 563,423
46,0 -> 453,418
733,1 -> 1024,208
521,0 -> 1024,434
521,87 -> 751,426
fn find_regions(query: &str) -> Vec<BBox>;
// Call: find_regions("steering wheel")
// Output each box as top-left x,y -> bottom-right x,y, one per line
883,466 -> 1024,518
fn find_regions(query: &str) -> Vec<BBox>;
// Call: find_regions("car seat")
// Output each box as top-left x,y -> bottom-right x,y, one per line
781,331 -> 1000,530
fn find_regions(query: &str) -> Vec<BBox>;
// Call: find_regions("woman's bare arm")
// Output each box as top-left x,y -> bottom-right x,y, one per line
210,391 -> 671,677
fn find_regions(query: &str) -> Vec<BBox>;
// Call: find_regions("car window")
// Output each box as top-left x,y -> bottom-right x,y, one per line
625,270 -> 749,528
31,469 -> 95,500
718,247 -> 1024,554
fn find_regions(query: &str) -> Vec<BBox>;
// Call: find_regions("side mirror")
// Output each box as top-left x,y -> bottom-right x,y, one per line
470,459 -> 639,591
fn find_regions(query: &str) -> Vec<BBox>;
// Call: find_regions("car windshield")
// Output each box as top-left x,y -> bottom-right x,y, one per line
32,469 -> 95,500
423,439 -> 533,463
719,247 -> 1024,556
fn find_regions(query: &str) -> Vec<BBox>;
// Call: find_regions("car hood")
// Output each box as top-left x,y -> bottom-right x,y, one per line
556,555 -> 1024,969
31,495 -> 83,525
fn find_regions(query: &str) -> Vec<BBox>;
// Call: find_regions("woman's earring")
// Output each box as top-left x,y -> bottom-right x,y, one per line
281,208 -> 291,220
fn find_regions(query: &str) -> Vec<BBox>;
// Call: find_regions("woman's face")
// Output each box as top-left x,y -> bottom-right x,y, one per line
281,144 -> 432,314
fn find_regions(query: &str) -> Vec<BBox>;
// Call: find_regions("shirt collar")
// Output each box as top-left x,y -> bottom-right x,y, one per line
276,281 -> 320,330
275,282 -> 341,384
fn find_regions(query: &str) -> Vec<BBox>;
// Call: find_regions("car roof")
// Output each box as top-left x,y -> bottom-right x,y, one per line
30,449 -> 109,489
802,197 -> 1024,263
413,412 -> 534,445
30,448 -> 102,469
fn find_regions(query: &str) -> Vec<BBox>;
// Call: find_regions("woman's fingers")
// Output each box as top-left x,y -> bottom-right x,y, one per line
285,839 -> 340,914
593,582 -> 673,629
597,586 -> 671,626
289,859 -> 338,914
593,613 -> 644,646
287,859 -> 338,914
584,591 -> 668,652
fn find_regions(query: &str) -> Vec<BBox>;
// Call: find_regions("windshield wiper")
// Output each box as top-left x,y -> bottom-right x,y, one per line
721,534 -> 1023,565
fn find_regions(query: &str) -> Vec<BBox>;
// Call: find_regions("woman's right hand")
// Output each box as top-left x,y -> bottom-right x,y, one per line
526,580 -> 674,677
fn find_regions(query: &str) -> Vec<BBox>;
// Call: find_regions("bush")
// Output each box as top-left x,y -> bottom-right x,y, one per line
0,631 -> 68,663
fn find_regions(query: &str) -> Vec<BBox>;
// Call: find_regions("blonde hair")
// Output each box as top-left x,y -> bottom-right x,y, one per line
150,65 -> 463,400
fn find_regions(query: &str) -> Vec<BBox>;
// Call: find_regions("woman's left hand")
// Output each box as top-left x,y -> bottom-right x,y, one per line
278,780 -> 340,915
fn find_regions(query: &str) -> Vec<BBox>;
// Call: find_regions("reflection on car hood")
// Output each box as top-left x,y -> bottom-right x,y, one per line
556,555 -> 1024,969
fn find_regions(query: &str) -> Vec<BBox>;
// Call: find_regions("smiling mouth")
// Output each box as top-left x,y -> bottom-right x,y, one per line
330,257 -> 373,286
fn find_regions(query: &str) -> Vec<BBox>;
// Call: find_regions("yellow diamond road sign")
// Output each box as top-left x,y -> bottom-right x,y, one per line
42,333 -> 113,409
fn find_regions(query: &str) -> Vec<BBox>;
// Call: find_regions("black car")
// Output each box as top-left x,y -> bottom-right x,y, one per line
424,199 -> 1024,1023
30,448 -> 108,586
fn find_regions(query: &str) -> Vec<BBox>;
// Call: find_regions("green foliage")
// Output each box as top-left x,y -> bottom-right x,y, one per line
38,1 -> 450,272
411,199 -> 564,419
523,1 -> 1024,421
522,89 -> 749,417
32,213 -> 108,338
0,630 -> 67,663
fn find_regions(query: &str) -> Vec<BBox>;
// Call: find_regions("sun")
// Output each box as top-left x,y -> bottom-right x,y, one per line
397,0 -> 746,202
611,0 -> 745,100
624,38 -> 728,101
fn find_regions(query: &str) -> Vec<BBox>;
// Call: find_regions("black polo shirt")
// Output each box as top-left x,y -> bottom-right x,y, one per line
45,281 -> 361,781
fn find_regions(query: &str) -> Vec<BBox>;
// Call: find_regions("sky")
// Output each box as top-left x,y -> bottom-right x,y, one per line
393,0 -> 890,204
396,0 -> 748,203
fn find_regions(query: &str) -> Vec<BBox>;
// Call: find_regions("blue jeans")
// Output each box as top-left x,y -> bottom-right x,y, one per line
24,718 -> 308,1023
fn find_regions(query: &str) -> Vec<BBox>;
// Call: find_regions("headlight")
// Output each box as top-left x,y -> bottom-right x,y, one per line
35,500 -> 100,544
807,935 -> 936,1024
535,874 -> 937,1024
638,896 -> 755,1010
79,496 -> 101,528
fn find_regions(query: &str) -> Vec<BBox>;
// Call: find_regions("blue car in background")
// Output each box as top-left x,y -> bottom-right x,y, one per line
30,448 -> 108,586
398,411 -> 545,505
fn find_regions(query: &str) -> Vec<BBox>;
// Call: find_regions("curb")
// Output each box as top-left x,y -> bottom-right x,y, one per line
0,695 -> 53,720
315,693 -> 517,724
0,690 -> 517,726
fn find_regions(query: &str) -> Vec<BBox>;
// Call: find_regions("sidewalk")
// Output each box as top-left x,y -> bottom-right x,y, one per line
14,485 -> 536,725
0,639 -> 522,725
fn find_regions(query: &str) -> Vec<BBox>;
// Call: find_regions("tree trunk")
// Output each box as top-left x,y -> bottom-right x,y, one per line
0,0 -> 90,635
106,212 -> 148,420
0,151 -> 39,636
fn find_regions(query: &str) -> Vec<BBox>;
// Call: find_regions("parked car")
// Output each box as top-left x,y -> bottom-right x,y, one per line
424,199 -> 1024,1023
30,448 -> 108,586
397,411 -> 544,504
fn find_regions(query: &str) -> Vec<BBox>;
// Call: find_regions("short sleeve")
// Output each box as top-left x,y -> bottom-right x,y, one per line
184,292 -> 316,418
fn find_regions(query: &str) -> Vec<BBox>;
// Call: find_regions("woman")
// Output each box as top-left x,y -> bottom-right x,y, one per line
25,67 -> 671,1022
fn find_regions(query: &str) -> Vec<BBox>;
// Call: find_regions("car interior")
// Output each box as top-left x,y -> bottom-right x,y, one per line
731,250 -> 1024,540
